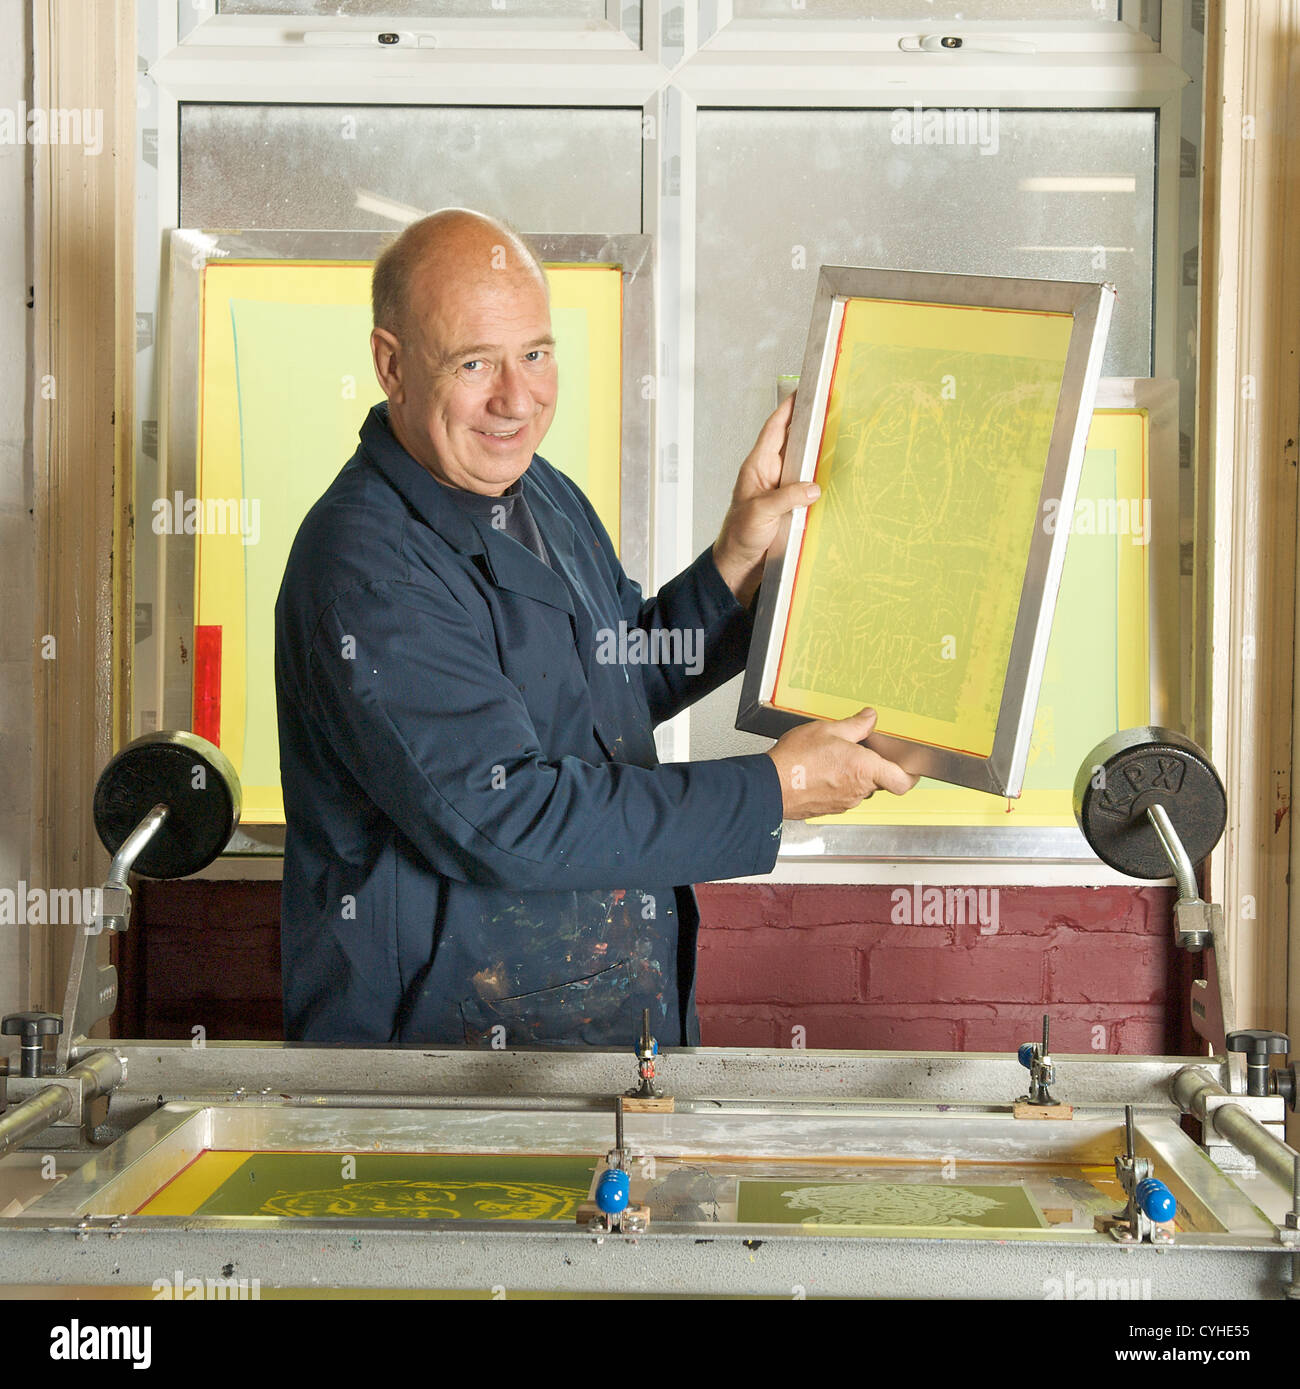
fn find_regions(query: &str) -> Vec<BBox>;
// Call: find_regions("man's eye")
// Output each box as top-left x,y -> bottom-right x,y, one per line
461,359 -> 484,373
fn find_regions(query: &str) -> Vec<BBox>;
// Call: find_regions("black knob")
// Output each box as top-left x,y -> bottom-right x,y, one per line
2,1012 -> 63,1079
1226,1029 -> 1290,1098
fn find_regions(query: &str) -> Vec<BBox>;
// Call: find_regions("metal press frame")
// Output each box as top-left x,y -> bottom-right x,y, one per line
2,1041 -> 1297,1298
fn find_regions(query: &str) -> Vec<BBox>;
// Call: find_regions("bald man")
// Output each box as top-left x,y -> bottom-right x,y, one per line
274,209 -> 914,1047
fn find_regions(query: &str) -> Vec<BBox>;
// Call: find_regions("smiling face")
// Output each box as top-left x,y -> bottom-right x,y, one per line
374,254 -> 558,496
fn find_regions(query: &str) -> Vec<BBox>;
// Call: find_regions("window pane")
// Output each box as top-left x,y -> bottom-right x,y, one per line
690,107 -> 1156,762
733,0 -> 1121,19
178,104 -> 643,233
217,0 -> 605,16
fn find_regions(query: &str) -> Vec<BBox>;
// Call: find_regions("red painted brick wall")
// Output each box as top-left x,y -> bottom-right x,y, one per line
125,881 -> 1177,1054
122,881 -> 283,1040
695,883 -> 1177,1055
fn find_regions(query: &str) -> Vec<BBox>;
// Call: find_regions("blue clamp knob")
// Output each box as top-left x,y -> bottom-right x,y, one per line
595,1167 -> 630,1215
1135,1177 -> 1176,1224
1017,1042 -> 1035,1069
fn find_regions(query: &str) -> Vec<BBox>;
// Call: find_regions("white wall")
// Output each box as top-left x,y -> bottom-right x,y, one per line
0,0 -> 33,1018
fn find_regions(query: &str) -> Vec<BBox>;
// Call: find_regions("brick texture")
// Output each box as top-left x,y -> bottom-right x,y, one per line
126,881 -> 1175,1053
697,882 -> 1175,1054
864,942 -> 1046,1004
696,929 -> 859,1004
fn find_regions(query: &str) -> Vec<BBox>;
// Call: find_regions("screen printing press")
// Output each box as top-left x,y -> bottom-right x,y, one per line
1,727 -> 1298,1300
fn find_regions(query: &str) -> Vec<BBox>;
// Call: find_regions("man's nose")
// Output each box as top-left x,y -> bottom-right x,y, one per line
490,359 -> 538,417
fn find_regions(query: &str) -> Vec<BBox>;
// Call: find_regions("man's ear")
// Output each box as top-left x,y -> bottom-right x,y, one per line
371,327 -> 404,402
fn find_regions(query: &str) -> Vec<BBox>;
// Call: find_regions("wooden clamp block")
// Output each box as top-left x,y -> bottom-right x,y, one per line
1012,1101 -> 1075,1120
621,1096 -> 674,1113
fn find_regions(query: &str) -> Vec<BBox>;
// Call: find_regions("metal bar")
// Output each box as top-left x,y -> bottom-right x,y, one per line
1171,1065 -> 1300,1196
104,803 -> 169,890
1147,802 -> 1200,900
86,1043 -> 1207,1100
0,1085 -> 73,1159
66,1049 -> 124,1099
201,1092 -> 617,1112
1211,1104 -> 1300,1194
1172,1064 -> 1227,1117
0,1222 -> 1287,1299
0,1049 -> 123,1158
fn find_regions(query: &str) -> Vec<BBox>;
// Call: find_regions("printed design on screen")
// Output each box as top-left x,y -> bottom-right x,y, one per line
783,340 -> 1064,734
781,1181 -> 1003,1227
256,1178 -> 586,1221
141,1151 -> 599,1220
736,1178 -> 1046,1230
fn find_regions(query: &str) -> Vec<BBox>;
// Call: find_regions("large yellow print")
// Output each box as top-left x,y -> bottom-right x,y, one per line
774,297 -> 1074,761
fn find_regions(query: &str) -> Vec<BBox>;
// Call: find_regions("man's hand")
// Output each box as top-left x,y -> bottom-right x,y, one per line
767,708 -> 919,820
712,393 -> 820,606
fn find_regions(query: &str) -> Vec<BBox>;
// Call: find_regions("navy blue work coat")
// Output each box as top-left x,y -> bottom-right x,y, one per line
275,403 -> 784,1047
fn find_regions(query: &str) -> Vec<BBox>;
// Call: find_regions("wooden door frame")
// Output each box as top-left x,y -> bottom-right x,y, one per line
29,0 -> 135,1023
1196,1 -> 1300,1068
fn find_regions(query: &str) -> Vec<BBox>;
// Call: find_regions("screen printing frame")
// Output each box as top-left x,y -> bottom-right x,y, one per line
736,265 -> 1115,800
156,227 -> 653,842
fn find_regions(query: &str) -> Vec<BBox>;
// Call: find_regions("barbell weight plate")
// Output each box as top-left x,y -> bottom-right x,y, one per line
93,730 -> 242,879
1073,726 -> 1226,879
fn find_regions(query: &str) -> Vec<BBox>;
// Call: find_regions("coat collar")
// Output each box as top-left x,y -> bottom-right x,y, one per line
359,402 -> 576,617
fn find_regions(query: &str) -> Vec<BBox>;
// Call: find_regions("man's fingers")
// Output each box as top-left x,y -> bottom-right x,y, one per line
783,476 -> 821,511
743,477 -> 821,525
828,706 -> 878,742
738,394 -> 798,490
863,750 -> 919,797
762,391 -> 795,439
768,704 -> 919,817
831,707 -> 918,794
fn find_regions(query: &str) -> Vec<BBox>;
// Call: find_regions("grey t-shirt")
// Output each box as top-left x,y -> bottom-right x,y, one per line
436,475 -> 550,567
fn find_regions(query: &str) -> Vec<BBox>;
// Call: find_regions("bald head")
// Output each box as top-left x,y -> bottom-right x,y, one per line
368,208 -> 559,496
372,209 -> 547,351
